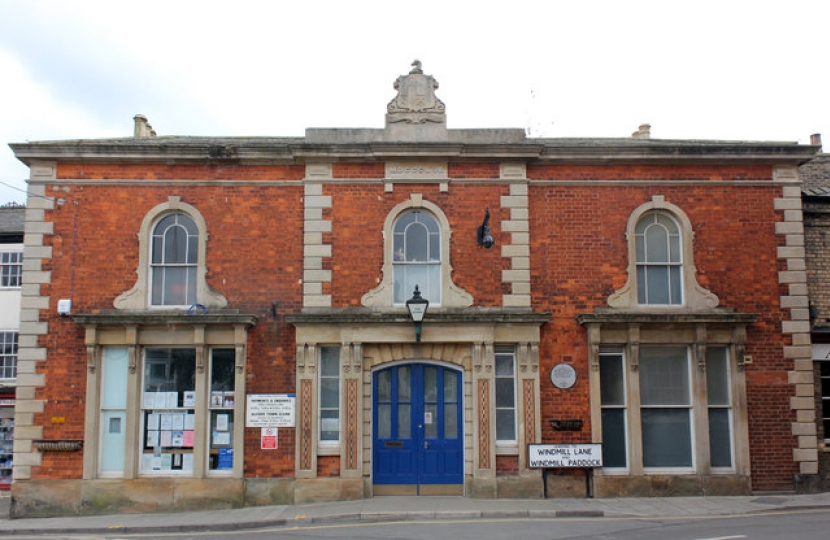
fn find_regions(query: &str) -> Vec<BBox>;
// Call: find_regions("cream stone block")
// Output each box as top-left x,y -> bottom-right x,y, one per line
789,283 -> 808,296
501,164 -> 527,181
777,246 -> 806,259
795,383 -> 814,397
503,295 -> 531,307
781,185 -> 802,197
511,257 -> 530,270
15,399 -> 44,414
13,452 -> 43,467
798,435 -> 818,449
303,269 -> 332,283
15,386 -> 35,400
305,207 -> 323,220
23,234 -> 44,247
304,232 -> 323,245
500,195 -> 529,208
510,208 -> 529,221
24,208 -> 45,222
15,360 -> 36,375
439,182 -> 448,192
501,244 -> 529,257
789,308 -> 810,321
511,282 -> 531,295
303,282 -> 323,295
14,426 -> 43,439
25,197 -> 55,210
305,220 -> 332,233
304,182 -> 324,195
784,209 -> 803,222
797,409 -> 816,423
20,296 -> 49,310
14,413 -> 34,427
21,271 -> 51,285
509,181 -> 528,195
788,371 -> 814,385
304,295 -> 332,308
790,396 -> 814,410
23,220 -> 54,235
20,284 -> 44,297
502,220 -> 529,233
304,257 -> 323,270
304,195 -> 332,208
794,360 -> 814,372
779,295 -> 808,308
511,233 -> 530,245
304,244 -> 332,258
24,245 -> 52,260
13,465 -> 32,480
22,258 -> 42,272
778,270 -> 806,284
18,322 -> 48,336
793,448 -> 818,462
792,422 -> 817,436
774,198 -> 803,210
783,346 -> 812,360
800,461 -> 819,475
782,321 -> 811,334
787,259 -> 806,271
786,234 -> 805,247
775,222 -> 803,235
18,309 -> 41,323
502,269 -> 530,282
17,347 -> 47,361
12,439 -> 32,453
792,334 -> 812,346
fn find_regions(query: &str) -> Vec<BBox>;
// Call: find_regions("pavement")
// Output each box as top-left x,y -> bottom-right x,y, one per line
0,491 -> 829,536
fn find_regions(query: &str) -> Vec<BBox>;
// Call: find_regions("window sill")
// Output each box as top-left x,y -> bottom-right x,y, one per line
495,444 -> 519,455
317,444 -> 341,456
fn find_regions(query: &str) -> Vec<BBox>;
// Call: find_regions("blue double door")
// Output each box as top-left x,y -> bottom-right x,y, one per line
373,364 -> 463,491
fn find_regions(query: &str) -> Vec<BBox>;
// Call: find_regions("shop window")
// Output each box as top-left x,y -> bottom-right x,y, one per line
495,346 -> 516,443
209,349 -> 235,471
0,251 -> 22,288
151,213 -> 198,306
635,212 -> 682,305
599,347 -> 627,468
0,332 -> 17,380
141,349 -> 197,474
393,211 -> 441,304
319,346 -> 340,443
640,347 -> 693,468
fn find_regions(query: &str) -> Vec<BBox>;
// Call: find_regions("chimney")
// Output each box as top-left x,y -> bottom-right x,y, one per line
632,123 -> 651,140
133,114 -> 156,138
810,133 -> 822,149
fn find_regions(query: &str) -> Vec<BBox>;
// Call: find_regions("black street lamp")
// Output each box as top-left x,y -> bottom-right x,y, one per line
405,285 -> 429,342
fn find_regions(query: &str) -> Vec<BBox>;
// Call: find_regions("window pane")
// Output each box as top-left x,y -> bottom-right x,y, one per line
187,236 -> 198,264
642,409 -> 692,467
152,236 -> 163,264
444,405 -> 458,439
444,370 -> 458,402
640,347 -> 689,405
209,410 -> 234,470
423,367 -> 437,402
163,267 -> 187,305
424,403 -> 437,438
164,226 -> 188,264
637,267 -> 647,304
377,370 -> 392,401
600,354 -> 625,406
211,349 -> 235,392
320,348 -> 339,377
394,212 -> 416,233
669,234 -> 681,262
151,266 -> 164,304
645,225 -> 669,262
397,403 -> 411,439
646,266 -> 670,304
635,235 -> 645,261
377,404 -> 391,438
495,355 -> 513,377
496,409 -> 515,441
601,409 -> 627,468
706,348 -> 730,406
496,378 -> 515,408
405,223 -> 428,261
669,266 -> 682,304
320,410 -> 339,441
100,411 -> 126,473
398,366 -> 411,401
320,378 -> 339,408
709,409 -> 732,467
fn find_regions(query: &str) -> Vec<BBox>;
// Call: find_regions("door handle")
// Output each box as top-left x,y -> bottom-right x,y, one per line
424,441 -> 429,449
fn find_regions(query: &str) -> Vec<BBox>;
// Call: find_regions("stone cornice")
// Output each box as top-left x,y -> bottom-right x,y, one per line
577,309 -> 758,326
286,307 -> 550,325
72,310 -> 258,327
10,137 -> 819,167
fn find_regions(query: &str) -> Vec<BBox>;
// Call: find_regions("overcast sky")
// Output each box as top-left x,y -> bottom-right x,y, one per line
1,0 -> 828,205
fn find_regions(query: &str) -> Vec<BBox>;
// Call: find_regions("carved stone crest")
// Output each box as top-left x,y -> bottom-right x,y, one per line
387,60 -> 446,125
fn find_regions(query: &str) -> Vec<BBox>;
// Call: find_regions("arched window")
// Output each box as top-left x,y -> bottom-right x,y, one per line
393,210 -> 441,304
635,212 -> 682,305
151,213 -> 199,306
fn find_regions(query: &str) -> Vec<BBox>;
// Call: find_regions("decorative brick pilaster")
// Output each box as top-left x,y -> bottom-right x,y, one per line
775,165 -> 819,476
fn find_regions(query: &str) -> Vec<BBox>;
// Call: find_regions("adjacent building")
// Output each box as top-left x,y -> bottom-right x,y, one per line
6,64 -> 822,517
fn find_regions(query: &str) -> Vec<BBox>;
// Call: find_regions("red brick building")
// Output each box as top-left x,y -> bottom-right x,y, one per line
7,64 -> 822,516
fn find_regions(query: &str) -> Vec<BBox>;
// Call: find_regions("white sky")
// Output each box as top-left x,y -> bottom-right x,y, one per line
1,0 -> 828,205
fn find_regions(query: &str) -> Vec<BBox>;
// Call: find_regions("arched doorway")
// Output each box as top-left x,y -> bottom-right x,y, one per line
372,363 -> 463,495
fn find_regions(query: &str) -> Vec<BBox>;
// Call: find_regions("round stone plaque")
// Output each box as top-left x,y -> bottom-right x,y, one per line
550,363 -> 577,389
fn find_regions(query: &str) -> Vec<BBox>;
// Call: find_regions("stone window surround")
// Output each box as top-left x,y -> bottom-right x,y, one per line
361,194 -> 473,309
581,315 -> 754,480
76,313 -> 255,480
114,196 -> 227,311
608,195 -> 719,310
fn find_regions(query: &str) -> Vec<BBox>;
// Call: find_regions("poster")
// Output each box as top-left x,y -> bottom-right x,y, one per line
246,394 -> 295,427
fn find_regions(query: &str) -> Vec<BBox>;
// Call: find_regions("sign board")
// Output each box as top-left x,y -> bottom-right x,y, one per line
528,444 -> 603,468
550,363 -> 577,389
261,427 -> 278,449
246,394 -> 295,427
